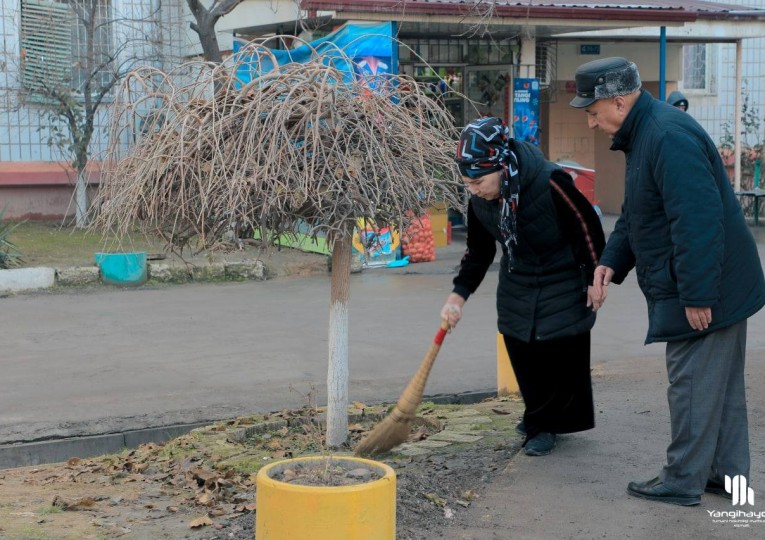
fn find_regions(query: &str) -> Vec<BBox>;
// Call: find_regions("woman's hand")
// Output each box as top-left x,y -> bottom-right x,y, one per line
441,293 -> 466,330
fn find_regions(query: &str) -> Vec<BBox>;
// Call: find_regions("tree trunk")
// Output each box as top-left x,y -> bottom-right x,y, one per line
326,232 -> 352,448
75,168 -> 89,228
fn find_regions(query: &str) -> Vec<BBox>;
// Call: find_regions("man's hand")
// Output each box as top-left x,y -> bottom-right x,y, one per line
686,306 -> 712,331
440,293 -> 466,330
589,265 -> 614,311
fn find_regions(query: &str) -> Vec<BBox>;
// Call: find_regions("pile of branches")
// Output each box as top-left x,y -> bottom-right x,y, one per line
93,38 -> 463,253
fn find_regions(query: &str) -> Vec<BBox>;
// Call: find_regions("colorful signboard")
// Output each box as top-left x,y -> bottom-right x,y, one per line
512,78 -> 540,146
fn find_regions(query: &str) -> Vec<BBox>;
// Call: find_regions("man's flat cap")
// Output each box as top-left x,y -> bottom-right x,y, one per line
569,57 -> 641,108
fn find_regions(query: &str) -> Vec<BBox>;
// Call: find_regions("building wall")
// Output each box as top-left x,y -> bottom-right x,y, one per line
0,0 -> 185,220
690,0 -> 765,149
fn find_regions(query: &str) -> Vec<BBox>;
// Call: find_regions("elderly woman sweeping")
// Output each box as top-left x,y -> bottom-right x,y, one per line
441,117 -> 605,456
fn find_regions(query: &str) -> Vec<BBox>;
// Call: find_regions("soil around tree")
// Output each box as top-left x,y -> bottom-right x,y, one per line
0,397 -> 524,539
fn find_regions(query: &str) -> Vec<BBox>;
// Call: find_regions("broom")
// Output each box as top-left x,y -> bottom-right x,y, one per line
354,320 -> 450,455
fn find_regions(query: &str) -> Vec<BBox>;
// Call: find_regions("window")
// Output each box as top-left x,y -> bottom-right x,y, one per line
20,0 -> 113,97
681,43 -> 717,94
535,40 -> 557,87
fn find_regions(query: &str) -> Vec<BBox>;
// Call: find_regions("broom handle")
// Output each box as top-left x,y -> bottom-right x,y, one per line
394,320 -> 450,415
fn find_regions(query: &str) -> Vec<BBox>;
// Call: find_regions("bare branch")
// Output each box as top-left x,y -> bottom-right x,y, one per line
93,37 -> 465,253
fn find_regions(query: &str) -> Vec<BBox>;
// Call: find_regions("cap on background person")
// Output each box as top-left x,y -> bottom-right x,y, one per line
667,90 -> 689,111
569,57 -> 642,108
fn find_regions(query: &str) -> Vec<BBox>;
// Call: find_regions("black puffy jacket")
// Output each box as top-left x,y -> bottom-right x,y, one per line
453,140 -> 604,342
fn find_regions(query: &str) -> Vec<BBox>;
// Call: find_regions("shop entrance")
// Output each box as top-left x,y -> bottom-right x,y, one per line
464,65 -> 513,125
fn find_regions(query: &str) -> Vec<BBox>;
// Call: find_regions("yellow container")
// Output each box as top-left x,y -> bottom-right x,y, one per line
497,332 -> 520,395
256,455 -> 396,539
429,208 -> 449,247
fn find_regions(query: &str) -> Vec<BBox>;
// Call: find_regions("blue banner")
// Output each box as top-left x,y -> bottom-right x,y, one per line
513,78 -> 540,146
233,22 -> 397,86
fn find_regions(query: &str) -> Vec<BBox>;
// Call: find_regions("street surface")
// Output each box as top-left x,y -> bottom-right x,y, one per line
3,222 -> 765,449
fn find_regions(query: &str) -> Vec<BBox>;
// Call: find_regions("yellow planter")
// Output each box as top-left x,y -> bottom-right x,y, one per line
256,455 -> 396,539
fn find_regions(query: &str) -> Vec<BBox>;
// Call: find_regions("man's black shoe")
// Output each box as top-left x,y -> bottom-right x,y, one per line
627,477 -> 701,506
705,479 -> 732,499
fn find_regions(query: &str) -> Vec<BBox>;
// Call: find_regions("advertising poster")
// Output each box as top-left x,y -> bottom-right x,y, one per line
233,22 -> 397,87
513,78 -> 540,146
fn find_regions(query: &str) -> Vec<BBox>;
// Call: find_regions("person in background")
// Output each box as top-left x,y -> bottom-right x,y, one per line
442,117 -> 605,456
667,90 -> 689,112
570,56 -> 765,506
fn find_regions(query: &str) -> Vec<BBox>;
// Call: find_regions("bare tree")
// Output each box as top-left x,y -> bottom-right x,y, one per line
94,39 -> 463,447
185,0 -> 244,62
18,0 -> 172,227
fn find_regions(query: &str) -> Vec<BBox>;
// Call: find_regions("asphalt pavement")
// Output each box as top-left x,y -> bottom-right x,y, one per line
3,215 -> 765,538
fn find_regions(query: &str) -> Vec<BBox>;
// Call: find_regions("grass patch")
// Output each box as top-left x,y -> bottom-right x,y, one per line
5,221 -> 166,268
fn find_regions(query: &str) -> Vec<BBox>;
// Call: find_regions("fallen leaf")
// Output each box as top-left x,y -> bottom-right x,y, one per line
52,496 -> 97,511
462,489 -> 478,501
189,515 -> 213,529
166,506 -> 179,513
408,426 -> 429,442
491,408 -> 512,415
424,493 -> 447,507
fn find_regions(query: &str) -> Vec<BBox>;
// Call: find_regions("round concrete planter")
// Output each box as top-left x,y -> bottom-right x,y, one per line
256,455 -> 396,539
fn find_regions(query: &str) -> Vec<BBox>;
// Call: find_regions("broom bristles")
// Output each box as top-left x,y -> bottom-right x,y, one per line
354,406 -> 412,455
354,322 -> 449,456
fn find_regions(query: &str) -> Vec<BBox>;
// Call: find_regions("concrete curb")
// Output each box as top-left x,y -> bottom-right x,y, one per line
0,266 -> 55,293
0,422 -> 211,470
0,390 -> 497,470
0,259 -> 270,295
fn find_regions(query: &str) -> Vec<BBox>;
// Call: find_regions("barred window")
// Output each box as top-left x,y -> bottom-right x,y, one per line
20,0 -> 113,97
681,43 -> 717,94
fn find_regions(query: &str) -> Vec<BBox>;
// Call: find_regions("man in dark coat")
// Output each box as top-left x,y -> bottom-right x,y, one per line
570,57 -> 765,506
442,117 -> 605,457
667,90 -> 689,111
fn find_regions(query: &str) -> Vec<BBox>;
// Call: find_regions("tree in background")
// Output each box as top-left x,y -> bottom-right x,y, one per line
185,0 -> 244,63
93,40 -> 462,447
17,0 -> 174,227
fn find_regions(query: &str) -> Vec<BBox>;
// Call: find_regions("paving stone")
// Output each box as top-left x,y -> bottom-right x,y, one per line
442,409 -> 481,418
413,440 -> 451,449
446,415 -> 492,424
446,424 -> 482,432
427,432 -> 484,443
396,445 -> 432,457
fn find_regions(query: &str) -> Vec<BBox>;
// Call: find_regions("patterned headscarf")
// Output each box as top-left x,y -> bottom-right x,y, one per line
456,117 -> 520,270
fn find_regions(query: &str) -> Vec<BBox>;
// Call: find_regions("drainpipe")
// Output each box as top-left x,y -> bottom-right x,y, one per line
735,40 -> 742,192
659,27 -> 666,101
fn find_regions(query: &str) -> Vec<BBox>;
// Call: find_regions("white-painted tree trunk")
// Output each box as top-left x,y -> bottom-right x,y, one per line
326,233 -> 351,448
75,169 -> 89,228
